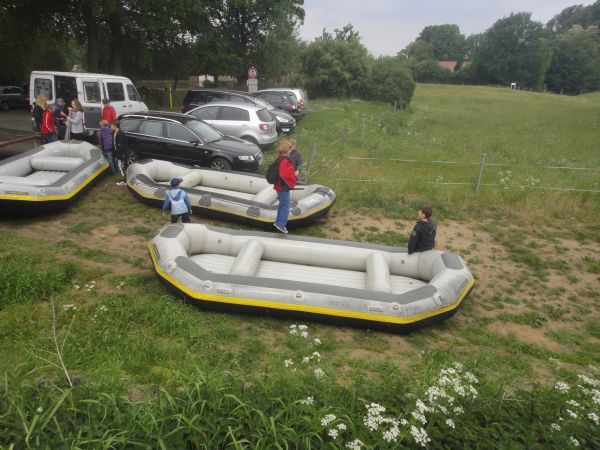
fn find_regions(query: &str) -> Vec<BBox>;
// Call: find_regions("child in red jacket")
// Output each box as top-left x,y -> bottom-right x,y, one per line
102,98 -> 117,123
273,140 -> 297,234
41,103 -> 58,143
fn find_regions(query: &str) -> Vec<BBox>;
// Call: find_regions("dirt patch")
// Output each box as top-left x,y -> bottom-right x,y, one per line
487,321 -> 566,352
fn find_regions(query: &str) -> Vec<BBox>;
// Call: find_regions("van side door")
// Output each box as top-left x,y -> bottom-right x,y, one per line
81,78 -> 103,130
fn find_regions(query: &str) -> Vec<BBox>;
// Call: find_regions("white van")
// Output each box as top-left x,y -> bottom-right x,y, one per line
29,71 -> 148,135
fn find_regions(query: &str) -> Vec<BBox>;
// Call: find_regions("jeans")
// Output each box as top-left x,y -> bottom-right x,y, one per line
171,213 -> 191,224
275,189 -> 291,229
102,150 -> 116,174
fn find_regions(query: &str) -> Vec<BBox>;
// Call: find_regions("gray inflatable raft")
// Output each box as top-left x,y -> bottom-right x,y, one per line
0,140 -> 108,214
148,224 -> 475,332
127,159 -> 335,228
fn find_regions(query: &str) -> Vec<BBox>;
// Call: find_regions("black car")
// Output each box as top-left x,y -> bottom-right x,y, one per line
181,89 -> 296,134
254,91 -> 304,119
119,111 -> 263,171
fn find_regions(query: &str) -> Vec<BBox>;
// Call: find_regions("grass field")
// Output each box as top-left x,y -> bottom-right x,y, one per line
1,84 -> 599,448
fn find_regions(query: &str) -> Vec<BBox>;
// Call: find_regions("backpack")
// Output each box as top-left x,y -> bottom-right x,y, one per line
265,157 -> 289,184
168,190 -> 188,215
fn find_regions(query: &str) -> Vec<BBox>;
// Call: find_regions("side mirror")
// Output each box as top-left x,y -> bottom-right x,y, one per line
190,138 -> 201,145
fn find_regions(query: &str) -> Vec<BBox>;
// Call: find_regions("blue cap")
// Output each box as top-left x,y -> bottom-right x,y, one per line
170,177 -> 183,188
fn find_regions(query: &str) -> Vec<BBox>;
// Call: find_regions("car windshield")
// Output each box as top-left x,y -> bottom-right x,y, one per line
187,119 -> 223,142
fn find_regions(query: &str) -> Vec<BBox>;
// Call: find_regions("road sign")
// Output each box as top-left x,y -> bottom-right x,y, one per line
247,78 -> 258,93
248,66 -> 258,79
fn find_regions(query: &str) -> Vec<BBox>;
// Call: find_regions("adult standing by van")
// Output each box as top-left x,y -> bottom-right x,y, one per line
62,99 -> 84,140
111,119 -> 130,186
31,95 -> 46,132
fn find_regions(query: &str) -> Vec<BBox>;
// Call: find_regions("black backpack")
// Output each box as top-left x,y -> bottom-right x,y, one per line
265,157 -> 289,184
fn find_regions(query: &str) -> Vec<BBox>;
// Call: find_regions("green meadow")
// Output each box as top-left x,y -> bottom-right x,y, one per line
1,84 -> 599,448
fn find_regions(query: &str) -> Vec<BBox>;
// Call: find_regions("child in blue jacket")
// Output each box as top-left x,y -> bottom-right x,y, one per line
162,177 -> 192,223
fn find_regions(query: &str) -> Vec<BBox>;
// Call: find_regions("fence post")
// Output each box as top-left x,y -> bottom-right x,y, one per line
361,115 -> 365,139
475,152 -> 486,196
393,101 -> 397,114
305,143 -> 317,183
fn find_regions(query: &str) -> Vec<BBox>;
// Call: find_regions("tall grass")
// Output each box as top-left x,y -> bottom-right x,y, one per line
294,85 -> 600,225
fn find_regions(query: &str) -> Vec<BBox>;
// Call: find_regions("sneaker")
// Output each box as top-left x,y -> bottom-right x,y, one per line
116,181 -> 127,186
273,224 -> 288,234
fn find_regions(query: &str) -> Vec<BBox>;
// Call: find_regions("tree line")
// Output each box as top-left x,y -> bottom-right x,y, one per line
1,0 -> 598,105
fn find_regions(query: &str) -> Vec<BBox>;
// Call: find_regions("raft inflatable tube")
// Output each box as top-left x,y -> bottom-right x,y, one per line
148,224 -> 475,332
0,140 -> 108,214
127,159 -> 335,228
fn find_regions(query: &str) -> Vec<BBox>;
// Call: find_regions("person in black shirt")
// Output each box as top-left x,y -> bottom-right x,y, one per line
408,206 -> 436,254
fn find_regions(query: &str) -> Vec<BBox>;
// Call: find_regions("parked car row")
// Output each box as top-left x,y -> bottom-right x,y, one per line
180,88 -> 308,134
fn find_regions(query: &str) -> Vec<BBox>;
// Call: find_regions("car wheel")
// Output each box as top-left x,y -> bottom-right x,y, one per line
242,136 -> 259,146
210,157 -> 232,170
0,101 -> 9,111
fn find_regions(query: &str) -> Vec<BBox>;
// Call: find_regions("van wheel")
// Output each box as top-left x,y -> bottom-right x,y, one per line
210,157 -> 232,170
0,101 -> 9,111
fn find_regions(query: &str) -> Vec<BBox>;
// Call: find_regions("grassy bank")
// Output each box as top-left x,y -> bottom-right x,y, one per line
0,84 -> 599,448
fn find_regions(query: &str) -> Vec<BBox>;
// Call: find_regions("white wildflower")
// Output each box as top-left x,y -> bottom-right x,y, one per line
314,368 -> 324,379
302,357 -> 310,364
312,351 -> 321,361
299,396 -> 314,405
410,425 -> 431,447
284,359 -> 294,368
446,418 -> 455,429
566,409 -> 578,419
337,423 -> 347,431
555,381 -> 570,393
400,418 -> 408,426
63,304 -> 76,311
328,428 -> 339,439
453,362 -> 464,370
453,406 -> 464,415
566,400 -> 581,408
300,331 -> 309,338
578,374 -> 600,387
289,329 -> 298,335
464,371 -> 479,384
298,325 -> 308,331
290,324 -> 297,329
569,437 -> 580,447
100,305 -> 108,312
321,414 -> 337,427
550,423 -> 561,431
345,439 -> 363,450
588,412 -> 599,425
382,424 -> 400,443
73,284 -> 80,290
410,411 -> 427,425
36,406 -> 43,413
313,338 -> 321,345
415,399 -> 430,414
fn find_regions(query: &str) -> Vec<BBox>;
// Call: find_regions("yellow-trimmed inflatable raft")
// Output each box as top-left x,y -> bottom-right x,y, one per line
149,224 -> 475,332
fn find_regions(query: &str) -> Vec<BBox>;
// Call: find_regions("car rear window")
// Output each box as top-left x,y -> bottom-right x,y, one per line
220,107 -> 250,121
256,109 -> 272,122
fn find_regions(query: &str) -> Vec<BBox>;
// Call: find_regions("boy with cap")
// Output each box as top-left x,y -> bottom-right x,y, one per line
162,177 -> 192,223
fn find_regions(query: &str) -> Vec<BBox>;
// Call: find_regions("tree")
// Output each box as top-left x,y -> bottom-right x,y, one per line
545,25 -> 600,94
301,25 -> 372,98
398,40 -> 433,62
418,24 -> 466,60
471,13 -> 551,90
371,57 -> 415,107
547,1 -> 600,34
204,0 -> 305,82
255,27 -> 303,81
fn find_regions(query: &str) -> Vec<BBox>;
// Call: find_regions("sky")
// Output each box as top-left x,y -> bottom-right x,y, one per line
298,0 -> 597,56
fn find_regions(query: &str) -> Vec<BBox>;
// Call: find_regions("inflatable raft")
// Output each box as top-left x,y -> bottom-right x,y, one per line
148,224 -> 475,332
127,159 -> 335,228
0,140 -> 108,214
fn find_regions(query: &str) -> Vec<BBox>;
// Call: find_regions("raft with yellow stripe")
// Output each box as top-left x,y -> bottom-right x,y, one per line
148,224 -> 475,332
0,140 -> 108,214
127,159 -> 335,228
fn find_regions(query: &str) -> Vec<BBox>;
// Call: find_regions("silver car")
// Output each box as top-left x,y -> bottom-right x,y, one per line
186,102 -> 278,149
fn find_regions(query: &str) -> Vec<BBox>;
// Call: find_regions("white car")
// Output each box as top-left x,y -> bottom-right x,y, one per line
187,102 -> 278,149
